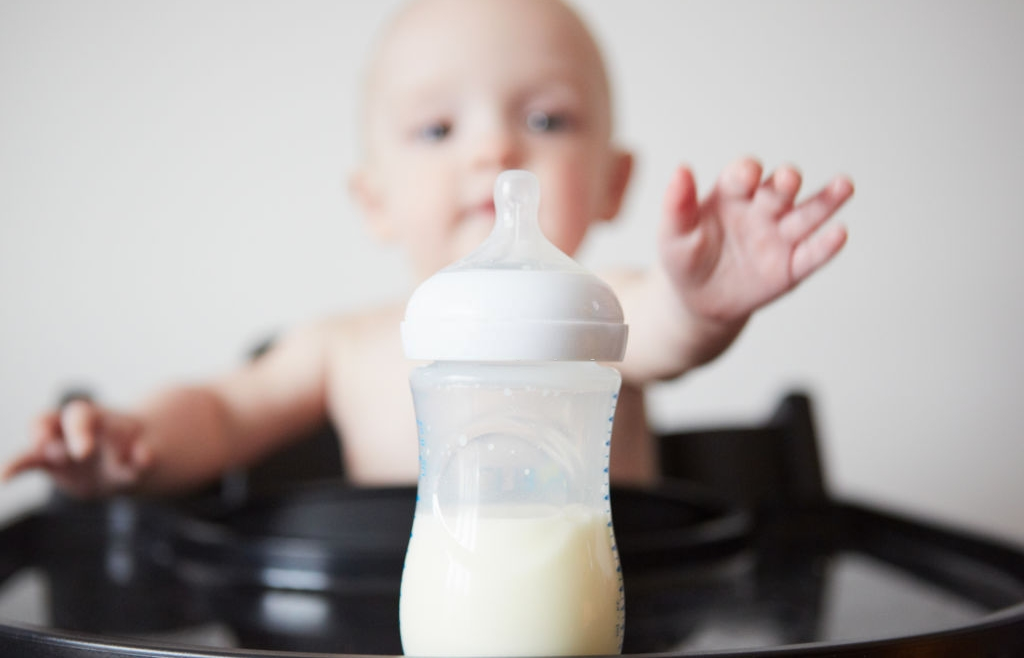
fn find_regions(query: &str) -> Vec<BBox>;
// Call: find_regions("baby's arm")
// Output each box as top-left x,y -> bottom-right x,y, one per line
2,321 -> 334,498
613,158 -> 853,384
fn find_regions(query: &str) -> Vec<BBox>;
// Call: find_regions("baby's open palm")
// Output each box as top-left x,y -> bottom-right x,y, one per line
659,158 -> 853,323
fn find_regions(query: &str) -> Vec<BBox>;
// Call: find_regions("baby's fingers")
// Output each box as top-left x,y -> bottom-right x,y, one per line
61,400 -> 100,460
752,167 -> 802,218
3,412 -> 69,480
101,412 -> 146,467
791,223 -> 848,282
1,449 -> 50,481
660,166 -> 701,237
1,432 -> 73,481
780,176 -> 854,244
717,158 -> 762,200
59,401 -> 143,467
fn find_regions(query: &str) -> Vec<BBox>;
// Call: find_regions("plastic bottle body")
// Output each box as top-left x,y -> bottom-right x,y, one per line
399,361 -> 624,657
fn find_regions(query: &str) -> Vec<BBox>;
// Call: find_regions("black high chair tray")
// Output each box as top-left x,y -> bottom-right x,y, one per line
1,481 -> 1024,657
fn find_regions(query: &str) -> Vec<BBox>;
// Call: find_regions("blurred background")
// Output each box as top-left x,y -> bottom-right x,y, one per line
1,0 -> 1022,542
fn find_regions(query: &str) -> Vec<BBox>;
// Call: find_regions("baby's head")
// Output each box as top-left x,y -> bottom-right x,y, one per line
350,0 -> 633,281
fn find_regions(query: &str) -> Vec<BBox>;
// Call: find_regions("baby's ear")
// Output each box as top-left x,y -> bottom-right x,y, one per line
597,148 -> 634,222
348,168 -> 397,242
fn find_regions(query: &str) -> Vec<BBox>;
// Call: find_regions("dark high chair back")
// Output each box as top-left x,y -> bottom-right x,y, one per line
658,392 -> 827,508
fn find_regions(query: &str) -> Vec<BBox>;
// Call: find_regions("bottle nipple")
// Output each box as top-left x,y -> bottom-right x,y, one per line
494,170 -> 543,246
402,168 -> 628,361
497,169 -> 539,224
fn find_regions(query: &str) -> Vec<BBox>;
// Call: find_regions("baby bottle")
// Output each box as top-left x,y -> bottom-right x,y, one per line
398,170 -> 628,657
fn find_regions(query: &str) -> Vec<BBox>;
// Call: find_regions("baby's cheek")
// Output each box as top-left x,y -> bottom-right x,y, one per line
542,172 -> 596,254
455,220 -> 493,257
539,204 -> 589,257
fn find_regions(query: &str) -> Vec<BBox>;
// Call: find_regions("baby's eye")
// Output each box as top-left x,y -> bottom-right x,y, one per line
417,121 -> 452,142
526,110 -> 571,133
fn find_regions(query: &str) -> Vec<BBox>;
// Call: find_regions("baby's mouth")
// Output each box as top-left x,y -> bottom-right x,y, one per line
462,200 -> 496,223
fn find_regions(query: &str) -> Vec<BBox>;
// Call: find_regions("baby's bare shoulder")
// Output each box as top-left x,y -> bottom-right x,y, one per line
594,267 -> 646,305
315,303 -> 405,351
316,303 -> 412,436
597,267 -> 643,289
306,303 -> 408,384
281,303 -> 402,344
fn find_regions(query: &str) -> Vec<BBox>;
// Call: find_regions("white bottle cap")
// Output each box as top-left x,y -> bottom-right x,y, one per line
402,170 -> 628,361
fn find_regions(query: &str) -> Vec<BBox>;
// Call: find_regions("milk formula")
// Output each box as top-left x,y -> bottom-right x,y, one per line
399,504 -> 623,656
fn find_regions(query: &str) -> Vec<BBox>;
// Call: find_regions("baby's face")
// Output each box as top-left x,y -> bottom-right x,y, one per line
353,0 -> 631,281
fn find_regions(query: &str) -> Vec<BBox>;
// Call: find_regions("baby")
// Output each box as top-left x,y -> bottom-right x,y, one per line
2,0 -> 852,497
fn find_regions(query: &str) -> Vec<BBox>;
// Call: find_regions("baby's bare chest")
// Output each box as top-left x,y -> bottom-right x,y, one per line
321,320 -> 649,484
324,334 -> 420,483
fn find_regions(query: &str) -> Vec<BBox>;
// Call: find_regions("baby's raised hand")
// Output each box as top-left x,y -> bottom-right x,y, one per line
2,400 -> 152,498
659,158 -> 853,324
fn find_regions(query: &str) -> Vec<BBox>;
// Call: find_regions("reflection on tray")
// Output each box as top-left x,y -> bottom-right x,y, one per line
0,485 -> 1021,656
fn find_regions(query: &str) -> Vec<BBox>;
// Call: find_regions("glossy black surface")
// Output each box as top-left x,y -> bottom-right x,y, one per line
3,392 -> 1024,656
2,483 -> 1024,657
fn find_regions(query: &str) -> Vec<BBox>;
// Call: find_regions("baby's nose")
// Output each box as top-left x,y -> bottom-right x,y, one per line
471,127 -> 522,170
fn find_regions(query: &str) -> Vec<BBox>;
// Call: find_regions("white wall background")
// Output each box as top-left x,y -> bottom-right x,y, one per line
2,0 -> 1022,543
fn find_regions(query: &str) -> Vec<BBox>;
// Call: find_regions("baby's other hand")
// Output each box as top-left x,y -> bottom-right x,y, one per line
2,400 -> 152,498
659,158 -> 853,324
